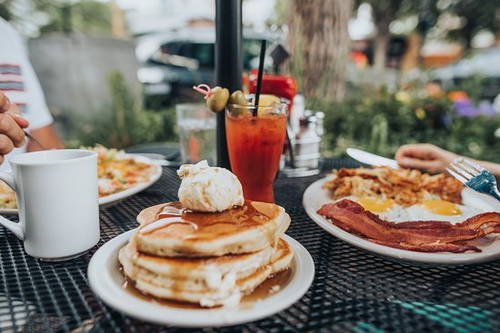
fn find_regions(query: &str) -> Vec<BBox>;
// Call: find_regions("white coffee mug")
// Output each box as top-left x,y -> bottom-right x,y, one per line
0,149 -> 100,260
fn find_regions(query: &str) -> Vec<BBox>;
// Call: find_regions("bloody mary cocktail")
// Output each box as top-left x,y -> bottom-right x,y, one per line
225,103 -> 287,203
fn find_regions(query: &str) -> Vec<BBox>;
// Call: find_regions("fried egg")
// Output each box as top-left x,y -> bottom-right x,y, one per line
338,197 -> 482,224
341,196 -> 411,222
407,200 -> 482,224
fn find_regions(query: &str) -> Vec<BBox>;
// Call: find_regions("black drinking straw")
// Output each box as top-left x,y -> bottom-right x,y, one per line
253,39 -> 267,116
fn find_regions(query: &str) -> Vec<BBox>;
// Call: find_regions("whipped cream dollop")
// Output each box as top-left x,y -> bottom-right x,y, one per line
177,160 -> 244,212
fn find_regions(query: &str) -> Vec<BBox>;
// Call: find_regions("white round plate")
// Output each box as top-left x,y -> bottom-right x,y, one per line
303,177 -> 500,265
0,154 -> 162,214
88,230 -> 315,327
98,154 -> 162,208
0,208 -> 17,215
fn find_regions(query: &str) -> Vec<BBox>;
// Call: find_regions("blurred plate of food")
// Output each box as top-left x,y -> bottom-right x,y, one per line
0,146 -> 162,214
303,166 -> 500,264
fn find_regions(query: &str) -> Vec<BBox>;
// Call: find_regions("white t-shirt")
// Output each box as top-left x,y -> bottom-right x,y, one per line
0,18 -> 53,170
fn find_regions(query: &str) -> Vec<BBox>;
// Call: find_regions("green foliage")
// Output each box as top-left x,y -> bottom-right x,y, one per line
1,0 -> 112,36
354,0 -> 499,49
65,71 -> 175,149
315,91 -> 500,162
0,0 -> 14,20
268,0 -> 291,26
37,0 -> 112,35
442,0 -> 500,49
355,0 -> 439,35
448,74 -> 486,104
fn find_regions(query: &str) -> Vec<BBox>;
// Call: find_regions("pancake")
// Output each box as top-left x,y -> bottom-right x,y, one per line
119,238 -> 293,307
135,201 -> 290,257
119,238 -> 276,291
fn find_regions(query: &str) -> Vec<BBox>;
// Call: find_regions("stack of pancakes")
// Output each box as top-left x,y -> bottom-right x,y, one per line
119,200 -> 293,307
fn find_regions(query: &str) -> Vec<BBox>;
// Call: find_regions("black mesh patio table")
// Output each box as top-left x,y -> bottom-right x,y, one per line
1,158 -> 500,332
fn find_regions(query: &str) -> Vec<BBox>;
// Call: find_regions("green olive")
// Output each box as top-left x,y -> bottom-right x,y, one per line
228,90 -> 250,106
206,87 -> 229,112
227,90 -> 252,116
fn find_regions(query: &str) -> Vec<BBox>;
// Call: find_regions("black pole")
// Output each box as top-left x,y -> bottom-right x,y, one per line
215,0 -> 242,169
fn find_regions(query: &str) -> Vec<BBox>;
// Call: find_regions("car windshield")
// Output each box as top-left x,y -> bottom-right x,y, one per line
157,38 -> 268,70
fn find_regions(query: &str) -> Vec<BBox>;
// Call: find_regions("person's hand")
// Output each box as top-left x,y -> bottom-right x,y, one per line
0,92 -> 29,127
0,91 -> 29,164
395,144 -> 458,174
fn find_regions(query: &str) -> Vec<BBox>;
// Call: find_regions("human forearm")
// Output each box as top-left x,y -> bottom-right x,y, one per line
471,159 -> 500,177
396,143 -> 500,176
27,124 -> 63,151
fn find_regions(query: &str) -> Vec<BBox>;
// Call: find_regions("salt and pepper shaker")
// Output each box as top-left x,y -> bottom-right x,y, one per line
282,110 -> 323,177
315,111 -> 325,137
290,94 -> 305,134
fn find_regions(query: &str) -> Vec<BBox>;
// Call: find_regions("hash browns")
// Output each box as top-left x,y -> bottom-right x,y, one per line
324,167 -> 463,206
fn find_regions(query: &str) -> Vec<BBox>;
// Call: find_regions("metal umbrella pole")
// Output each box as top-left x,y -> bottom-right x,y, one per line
214,0 -> 242,169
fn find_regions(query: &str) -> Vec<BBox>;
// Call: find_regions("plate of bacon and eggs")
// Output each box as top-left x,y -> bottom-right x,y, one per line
303,166 -> 500,264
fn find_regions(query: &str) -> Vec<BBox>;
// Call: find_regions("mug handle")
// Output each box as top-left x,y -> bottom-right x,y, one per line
0,171 -> 24,240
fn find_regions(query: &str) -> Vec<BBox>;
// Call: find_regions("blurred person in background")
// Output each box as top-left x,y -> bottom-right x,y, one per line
396,144 -> 500,177
0,17 -> 63,169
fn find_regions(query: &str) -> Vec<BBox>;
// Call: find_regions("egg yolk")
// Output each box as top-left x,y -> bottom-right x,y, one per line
421,200 -> 461,216
356,198 -> 394,213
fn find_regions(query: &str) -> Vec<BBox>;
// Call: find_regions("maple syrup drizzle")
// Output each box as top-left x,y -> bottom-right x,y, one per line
139,201 -> 277,241
240,268 -> 292,304
140,217 -> 198,234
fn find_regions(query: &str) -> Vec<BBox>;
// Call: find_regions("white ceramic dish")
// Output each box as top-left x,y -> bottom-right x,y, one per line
88,230 -> 314,327
303,177 -> 500,265
0,207 -> 18,215
0,154 -> 162,214
98,154 -> 162,208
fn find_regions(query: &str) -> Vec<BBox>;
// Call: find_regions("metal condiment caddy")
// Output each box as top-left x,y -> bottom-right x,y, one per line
281,110 -> 324,177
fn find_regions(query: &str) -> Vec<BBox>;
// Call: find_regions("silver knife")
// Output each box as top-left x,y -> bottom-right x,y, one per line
346,148 -> 400,169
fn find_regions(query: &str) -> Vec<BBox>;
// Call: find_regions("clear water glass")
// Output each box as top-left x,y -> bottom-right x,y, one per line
175,103 -> 216,165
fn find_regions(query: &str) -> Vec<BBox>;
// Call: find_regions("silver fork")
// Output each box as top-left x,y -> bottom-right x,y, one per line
446,158 -> 500,201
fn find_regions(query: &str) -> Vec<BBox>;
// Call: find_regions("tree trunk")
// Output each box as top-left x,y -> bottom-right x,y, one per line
400,32 -> 422,72
110,0 -> 127,39
369,0 -> 400,81
287,0 -> 353,102
373,29 -> 388,73
372,7 -> 393,75
463,26 -> 474,51
61,4 -> 72,34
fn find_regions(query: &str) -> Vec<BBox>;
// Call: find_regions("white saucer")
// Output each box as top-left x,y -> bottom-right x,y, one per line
303,178 -> 500,265
88,230 -> 314,327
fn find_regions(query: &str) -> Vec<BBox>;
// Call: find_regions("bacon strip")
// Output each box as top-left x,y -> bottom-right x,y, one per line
369,239 -> 481,253
317,199 -> 500,253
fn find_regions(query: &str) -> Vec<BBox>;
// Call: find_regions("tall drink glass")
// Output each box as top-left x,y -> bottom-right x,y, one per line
225,103 -> 288,203
176,103 -> 216,165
